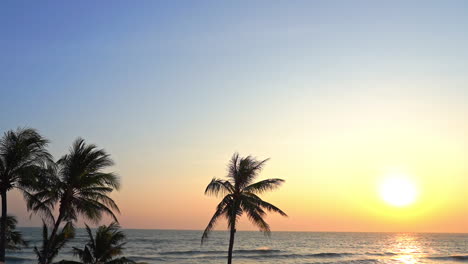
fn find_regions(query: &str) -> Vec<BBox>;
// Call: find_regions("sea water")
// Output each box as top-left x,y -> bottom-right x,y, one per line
7,229 -> 468,263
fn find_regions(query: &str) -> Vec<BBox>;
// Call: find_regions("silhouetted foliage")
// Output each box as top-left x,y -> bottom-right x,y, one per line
202,153 -> 287,264
35,221 -> 75,264
59,222 -> 135,264
28,138 -> 120,264
0,128 -> 51,261
2,215 -> 28,250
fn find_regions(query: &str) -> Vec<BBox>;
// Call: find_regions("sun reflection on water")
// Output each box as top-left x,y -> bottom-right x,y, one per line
385,233 -> 424,264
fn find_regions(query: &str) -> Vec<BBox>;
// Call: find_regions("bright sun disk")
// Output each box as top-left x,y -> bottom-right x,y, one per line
379,175 -> 418,207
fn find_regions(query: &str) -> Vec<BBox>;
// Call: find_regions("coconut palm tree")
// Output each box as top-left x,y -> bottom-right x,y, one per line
0,128 -> 51,262
27,138 -> 121,264
59,222 -> 135,264
201,153 -> 287,264
2,215 -> 28,250
35,221 -> 75,264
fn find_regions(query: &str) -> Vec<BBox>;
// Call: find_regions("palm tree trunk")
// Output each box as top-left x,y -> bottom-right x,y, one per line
0,190 -> 7,264
227,226 -> 236,264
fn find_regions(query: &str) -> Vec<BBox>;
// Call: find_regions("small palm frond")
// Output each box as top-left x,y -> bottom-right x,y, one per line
67,222 -> 132,264
204,178 -> 234,197
51,222 -> 76,260
105,257 -> 136,264
54,260 -> 82,264
2,215 -> 28,250
34,221 -> 50,263
201,194 -> 233,244
72,245 -> 94,264
84,224 -> 96,253
94,222 -> 126,261
226,153 -> 240,182
35,222 -> 76,264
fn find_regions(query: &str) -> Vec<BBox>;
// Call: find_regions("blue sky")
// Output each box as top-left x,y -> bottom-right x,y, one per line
1,1 -> 468,230
2,0 -> 467,150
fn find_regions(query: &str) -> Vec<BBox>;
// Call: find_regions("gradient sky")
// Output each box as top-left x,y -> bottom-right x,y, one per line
1,0 -> 468,232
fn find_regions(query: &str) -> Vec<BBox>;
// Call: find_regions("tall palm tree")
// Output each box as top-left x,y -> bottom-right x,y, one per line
0,128 -> 51,262
201,153 -> 287,264
60,222 -> 135,264
2,215 -> 28,250
28,138 -> 121,264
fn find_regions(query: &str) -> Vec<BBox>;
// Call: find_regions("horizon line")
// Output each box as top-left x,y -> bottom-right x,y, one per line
16,226 -> 468,235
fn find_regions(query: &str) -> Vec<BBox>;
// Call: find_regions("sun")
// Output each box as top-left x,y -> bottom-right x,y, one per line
379,174 -> 418,207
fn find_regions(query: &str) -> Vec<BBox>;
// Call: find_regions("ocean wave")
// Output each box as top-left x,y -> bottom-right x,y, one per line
155,251 -> 357,261
235,252 -> 354,260
307,252 -> 354,258
426,255 -> 468,262
157,249 -> 356,258
159,250 -> 224,255
5,256 -> 36,263
158,248 -> 282,255
128,238 -> 171,244
126,255 -> 169,262
365,252 -> 397,256
236,249 -> 282,254
333,259 -> 380,264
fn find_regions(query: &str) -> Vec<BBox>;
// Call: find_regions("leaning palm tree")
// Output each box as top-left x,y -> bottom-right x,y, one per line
27,138 -> 121,264
201,153 -> 287,264
59,222 -> 135,264
2,215 -> 28,250
0,128 -> 51,262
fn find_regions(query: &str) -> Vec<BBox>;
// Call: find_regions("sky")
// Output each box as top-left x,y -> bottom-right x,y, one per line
1,0 -> 468,233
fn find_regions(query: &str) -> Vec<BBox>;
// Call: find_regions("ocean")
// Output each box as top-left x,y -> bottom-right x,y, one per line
7,228 -> 468,263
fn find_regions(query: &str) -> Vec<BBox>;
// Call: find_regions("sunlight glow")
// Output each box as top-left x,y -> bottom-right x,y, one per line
379,174 -> 418,207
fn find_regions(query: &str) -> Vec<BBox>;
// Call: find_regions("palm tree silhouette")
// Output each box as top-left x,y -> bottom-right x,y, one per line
0,128 -> 51,262
2,215 -> 28,250
202,153 -> 287,264
35,222 -> 75,264
60,222 -> 135,264
28,138 -> 121,264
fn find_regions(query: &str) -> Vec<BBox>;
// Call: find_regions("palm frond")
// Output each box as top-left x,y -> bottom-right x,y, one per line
21,188 -> 56,224
243,192 -> 287,217
66,222 -> 131,264
226,153 -> 240,183
34,221 -> 75,263
105,257 -> 136,264
204,178 -> 234,197
201,194 -> 232,243
244,178 -> 285,194
72,197 -> 119,223
244,206 -> 270,234
54,260 -> 82,264
230,155 -> 269,190
2,215 -> 28,250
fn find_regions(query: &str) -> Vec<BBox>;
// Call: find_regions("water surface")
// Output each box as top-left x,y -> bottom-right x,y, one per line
8,229 -> 468,263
